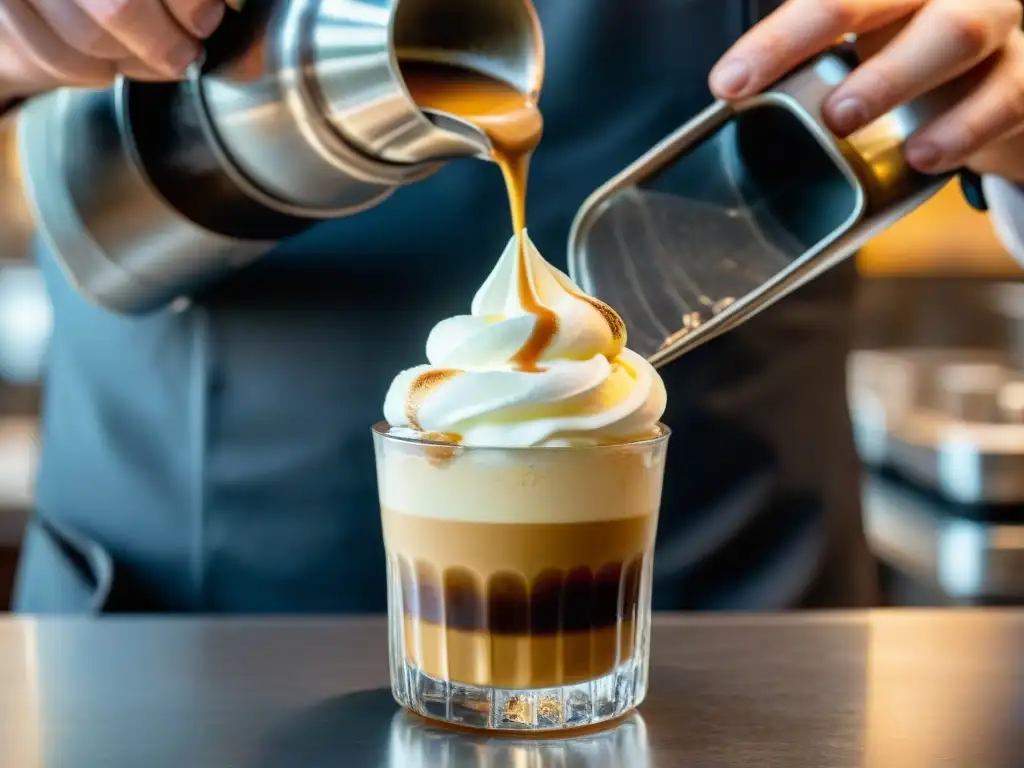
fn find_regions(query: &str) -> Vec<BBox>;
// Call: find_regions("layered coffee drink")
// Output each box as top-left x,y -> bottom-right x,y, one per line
377,425 -> 665,691
374,228 -> 669,733
374,37 -> 669,731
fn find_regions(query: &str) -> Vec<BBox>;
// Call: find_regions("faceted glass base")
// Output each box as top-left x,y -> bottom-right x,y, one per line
390,655 -> 648,731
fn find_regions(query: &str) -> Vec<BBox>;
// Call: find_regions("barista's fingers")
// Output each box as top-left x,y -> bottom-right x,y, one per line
0,34 -> 64,94
116,55 -> 171,79
26,0 -> 128,59
0,0 -> 115,87
710,0 -> 924,99
824,0 -> 1023,137
78,0 -> 201,78
162,0 -> 225,40
905,33 -> 1024,173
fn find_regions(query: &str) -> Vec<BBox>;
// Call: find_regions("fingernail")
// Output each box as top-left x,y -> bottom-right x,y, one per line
827,97 -> 869,136
711,60 -> 752,97
193,1 -> 225,36
167,40 -> 201,74
906,142 -> 942,171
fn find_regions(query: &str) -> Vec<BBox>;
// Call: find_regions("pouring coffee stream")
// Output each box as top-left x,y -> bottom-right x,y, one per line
399,59 -> 555,372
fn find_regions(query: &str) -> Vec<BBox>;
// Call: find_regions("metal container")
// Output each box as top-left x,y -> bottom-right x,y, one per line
864,473 -> 1024,604
568,45 -> 957,367
0,0 -> 543,314
849,348 -> 1024,506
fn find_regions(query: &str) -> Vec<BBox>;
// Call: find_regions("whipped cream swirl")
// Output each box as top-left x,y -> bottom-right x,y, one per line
384,231 -> 667,447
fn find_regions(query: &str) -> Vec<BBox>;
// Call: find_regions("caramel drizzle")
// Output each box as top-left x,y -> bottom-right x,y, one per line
400,60 -> 552,372
405,369 -> 462,432
401,62 -> 622,370
497,152 -> 558,373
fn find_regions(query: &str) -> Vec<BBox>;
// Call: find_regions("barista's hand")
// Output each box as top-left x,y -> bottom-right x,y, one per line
0,0 -> 231,100
710,0 -> 1024,181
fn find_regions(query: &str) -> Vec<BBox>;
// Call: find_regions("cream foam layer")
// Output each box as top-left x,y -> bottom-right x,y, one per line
383,231 -> 667,448
376,440 -> 666,523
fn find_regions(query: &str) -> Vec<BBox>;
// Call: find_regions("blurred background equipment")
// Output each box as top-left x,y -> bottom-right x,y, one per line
0,258 -> 48,610
852,182 -> 1024,607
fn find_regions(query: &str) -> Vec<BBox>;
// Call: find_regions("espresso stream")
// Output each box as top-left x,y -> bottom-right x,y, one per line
400,61 -> 554,372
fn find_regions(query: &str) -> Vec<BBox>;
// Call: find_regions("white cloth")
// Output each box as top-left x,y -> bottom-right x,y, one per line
984,175 -> 1024,265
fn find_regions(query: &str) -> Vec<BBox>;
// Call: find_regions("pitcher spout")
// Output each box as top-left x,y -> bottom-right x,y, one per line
415,110 -> 495,160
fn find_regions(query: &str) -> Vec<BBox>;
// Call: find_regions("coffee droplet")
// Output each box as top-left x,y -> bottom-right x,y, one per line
406,369 -> 462,432
682,311 -> 703,331
712,297 -> 735,314
660,327 -> 690,351
661,311 -> 705,350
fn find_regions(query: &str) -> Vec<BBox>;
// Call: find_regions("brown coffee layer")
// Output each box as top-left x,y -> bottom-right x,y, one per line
397,556 -> 643,634
402,617 -> 638,688
382,508 -> 655,578
384,510 -> 654,685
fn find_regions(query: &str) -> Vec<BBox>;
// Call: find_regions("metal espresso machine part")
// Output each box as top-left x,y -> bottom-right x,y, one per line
0,0 -> 543,314
568,34 -> 964,368
849,348 -> 1024,505
849,348 -> 1024,605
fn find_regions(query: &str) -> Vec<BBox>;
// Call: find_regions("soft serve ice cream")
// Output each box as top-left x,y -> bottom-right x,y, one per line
383,231 -> 666,447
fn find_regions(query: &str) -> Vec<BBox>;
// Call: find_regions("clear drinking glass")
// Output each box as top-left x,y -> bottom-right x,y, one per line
373,422 -> 670,731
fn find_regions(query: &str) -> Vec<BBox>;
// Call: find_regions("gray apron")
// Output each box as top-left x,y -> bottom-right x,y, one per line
13,0 -> 878,613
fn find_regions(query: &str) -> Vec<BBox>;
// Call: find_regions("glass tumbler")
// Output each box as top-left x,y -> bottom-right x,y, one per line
373,422 -> 670,731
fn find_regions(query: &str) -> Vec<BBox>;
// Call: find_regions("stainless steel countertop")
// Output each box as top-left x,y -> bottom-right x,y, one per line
0,612 -> 1021,767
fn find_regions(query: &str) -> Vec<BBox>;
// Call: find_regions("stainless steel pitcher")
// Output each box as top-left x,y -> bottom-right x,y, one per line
0,0 -> 543,314
568,42 -> 961,369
